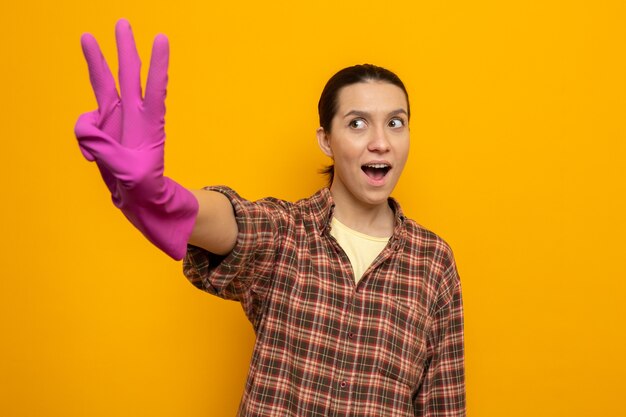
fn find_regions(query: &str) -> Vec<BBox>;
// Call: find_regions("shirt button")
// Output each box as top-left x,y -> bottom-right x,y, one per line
348,332 -> 354,339
340,380 -> 347,389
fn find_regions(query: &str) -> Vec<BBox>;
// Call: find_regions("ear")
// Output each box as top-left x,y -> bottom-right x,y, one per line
316,127 -> 333,158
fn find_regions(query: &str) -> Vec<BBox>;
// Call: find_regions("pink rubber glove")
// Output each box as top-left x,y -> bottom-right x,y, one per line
74,19 -> 198,260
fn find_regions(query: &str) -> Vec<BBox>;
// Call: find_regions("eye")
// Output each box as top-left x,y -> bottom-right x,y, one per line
349,119 -> 367,129
388,117 -> 406,128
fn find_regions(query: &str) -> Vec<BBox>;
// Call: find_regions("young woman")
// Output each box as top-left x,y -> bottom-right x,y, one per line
76,19 -> 465,417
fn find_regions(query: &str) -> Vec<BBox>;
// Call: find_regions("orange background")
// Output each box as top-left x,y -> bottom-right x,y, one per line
1,1 -> 625,416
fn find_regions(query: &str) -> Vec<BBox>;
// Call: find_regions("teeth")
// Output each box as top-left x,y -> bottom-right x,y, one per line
365,164 -> 389,169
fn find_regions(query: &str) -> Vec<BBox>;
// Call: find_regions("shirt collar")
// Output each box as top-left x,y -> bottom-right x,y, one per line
311,188 -> 407,248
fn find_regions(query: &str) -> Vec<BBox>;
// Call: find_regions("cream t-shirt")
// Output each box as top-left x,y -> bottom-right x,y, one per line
330,217 -> 390,283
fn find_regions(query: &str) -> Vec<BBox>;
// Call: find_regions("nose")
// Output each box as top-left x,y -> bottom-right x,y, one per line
367,125 -> 391,153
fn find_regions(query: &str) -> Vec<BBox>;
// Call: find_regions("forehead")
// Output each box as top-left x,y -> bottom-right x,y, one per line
335,81 -> 408,115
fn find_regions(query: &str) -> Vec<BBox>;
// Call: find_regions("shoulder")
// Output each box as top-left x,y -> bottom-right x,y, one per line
403,218 -> 456,267
389,197 -> 455,267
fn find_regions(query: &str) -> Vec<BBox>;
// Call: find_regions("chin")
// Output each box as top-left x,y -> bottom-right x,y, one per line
359,187 -> 394,206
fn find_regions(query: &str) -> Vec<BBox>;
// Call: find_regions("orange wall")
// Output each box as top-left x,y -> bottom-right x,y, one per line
1,1 -> 625,416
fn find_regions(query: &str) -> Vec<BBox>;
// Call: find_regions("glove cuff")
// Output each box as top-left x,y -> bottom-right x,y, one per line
120,177 -> 199,260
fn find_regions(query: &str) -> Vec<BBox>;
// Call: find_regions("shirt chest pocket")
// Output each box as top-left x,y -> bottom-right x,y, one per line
376,297 -> 431,387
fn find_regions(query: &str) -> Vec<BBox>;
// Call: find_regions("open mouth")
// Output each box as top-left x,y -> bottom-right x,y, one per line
361,163 -> 391,180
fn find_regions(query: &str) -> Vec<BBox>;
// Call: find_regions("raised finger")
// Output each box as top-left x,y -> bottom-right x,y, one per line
115,19 -> 142,102
144,34 -> 169,117
81,33 -> 119,112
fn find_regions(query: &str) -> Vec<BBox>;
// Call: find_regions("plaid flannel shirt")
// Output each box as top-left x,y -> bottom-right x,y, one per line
184,187 -> 465,417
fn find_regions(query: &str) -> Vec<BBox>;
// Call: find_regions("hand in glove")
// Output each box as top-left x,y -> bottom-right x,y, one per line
74,19 -> 198,260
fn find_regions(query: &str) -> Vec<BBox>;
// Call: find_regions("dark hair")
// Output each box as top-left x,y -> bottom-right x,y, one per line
318,64 -> 410,185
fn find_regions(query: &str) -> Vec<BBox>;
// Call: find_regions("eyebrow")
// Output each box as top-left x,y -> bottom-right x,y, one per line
343,108 -> 408,118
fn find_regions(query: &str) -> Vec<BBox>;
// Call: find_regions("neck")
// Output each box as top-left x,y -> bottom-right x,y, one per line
329,185 -> 395,238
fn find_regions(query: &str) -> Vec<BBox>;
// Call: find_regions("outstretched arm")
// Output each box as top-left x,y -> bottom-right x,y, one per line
75,19 -> 237,259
